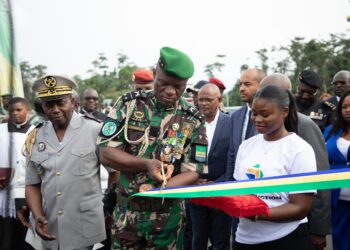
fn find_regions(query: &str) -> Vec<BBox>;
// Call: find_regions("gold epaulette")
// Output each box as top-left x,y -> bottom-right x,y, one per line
323,101 -> 336,111
24,123 -> 43,158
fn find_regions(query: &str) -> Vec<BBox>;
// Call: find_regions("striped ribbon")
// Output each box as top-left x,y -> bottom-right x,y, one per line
134,168 -> 350,198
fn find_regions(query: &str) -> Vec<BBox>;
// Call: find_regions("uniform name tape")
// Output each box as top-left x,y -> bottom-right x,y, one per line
134,168 -> 350,198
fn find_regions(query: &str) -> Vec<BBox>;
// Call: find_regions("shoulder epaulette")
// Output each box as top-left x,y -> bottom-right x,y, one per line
182,104 -> 205,121
323,100 -> 336,111
82,113 -> 102,123
24,122 -> 44,157
121,90 -> 154,102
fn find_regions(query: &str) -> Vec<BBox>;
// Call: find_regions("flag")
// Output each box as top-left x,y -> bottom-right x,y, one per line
134,168 -> 350,198
0,0 -> 23,97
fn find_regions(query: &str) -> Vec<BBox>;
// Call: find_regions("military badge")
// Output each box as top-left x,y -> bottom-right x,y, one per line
132,111 -> 145,121
172,123 -> 180,131
34,163 -> 44,176
43,76 -> 57,88
101,120 -> 117,137
38,142 -> 46,152
182,122 -> 194,137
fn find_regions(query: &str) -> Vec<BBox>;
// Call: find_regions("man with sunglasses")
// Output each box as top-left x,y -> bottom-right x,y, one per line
25,75 -> 106,250
295,69 -> 336,132
80,88 -> 108,122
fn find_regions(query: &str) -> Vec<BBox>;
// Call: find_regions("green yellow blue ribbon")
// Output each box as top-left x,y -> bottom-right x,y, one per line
134,168 -> 350,198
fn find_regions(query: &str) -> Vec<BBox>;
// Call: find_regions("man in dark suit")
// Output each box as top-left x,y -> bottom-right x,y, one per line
328,70 -> 350,106
189,84 -> 231,250
225,68 -> 266,181
80,88 -> 108,122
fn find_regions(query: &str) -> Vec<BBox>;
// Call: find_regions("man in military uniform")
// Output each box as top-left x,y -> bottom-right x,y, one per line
25,75 -> 106,250
295,69 -> 336,132
186,80 -> 208,107
328,70 -> 350,106
98,47 -> 208,250
132,69 -> 154,91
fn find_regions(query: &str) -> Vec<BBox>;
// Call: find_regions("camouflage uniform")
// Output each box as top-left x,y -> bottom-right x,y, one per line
98,90 -> 207,250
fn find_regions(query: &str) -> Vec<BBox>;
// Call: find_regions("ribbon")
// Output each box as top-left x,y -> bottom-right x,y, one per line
134,168 -> 350,198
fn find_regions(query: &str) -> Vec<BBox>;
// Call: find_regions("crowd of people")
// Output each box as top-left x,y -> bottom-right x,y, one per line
0,46 -> 350,250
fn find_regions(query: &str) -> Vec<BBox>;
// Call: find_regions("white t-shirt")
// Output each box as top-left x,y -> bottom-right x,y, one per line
234,133 -> 317,244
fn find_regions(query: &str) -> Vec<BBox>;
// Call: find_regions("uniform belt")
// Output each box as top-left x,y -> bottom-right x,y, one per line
117,194 -> 183,213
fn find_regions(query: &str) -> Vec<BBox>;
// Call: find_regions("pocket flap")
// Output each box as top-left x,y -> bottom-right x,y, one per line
71,148 -> 94,157
31,153 -> 49,164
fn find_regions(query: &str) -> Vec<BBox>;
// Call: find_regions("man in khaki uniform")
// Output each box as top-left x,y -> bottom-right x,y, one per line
25,75 -> 106,250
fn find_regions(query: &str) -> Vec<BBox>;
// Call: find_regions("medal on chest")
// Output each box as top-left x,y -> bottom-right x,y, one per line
160,123 -> 188,163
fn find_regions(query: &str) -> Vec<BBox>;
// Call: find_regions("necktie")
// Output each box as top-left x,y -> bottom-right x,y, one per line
245,110 -> 252,140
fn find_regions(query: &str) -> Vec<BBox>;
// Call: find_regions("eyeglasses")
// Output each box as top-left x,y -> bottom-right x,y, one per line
296,88 -> 318,97
198,97 -> 217,104
84,96 -> 99,101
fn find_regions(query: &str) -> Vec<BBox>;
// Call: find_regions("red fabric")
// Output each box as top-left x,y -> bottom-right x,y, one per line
209,77 -> 226,90
190,195 -> 269,218
133,69 -> 154,84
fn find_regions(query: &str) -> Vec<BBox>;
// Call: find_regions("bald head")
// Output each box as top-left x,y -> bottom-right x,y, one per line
198,84 -> 221,122
83,88 -> 99,112
260,73 -> 292,91
198,83 -> 221,98
332,70 -> 350,83
332,70 -> 350,97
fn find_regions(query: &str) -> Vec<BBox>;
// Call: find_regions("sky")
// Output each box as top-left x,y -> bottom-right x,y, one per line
11,0 -> 350,91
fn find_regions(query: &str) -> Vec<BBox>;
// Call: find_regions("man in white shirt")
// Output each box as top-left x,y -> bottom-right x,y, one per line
189,84 -> 231,250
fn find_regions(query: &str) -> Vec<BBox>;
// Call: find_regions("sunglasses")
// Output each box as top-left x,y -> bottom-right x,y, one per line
84,96 -> 99,101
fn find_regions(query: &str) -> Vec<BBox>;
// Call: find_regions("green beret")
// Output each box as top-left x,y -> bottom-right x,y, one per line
158,47 -> 194,79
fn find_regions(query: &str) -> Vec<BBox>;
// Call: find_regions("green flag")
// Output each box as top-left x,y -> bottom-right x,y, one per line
0,0 -> 23,97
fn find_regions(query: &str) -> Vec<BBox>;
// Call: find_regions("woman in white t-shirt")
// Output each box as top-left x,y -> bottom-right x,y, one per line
233,85 -> 316,250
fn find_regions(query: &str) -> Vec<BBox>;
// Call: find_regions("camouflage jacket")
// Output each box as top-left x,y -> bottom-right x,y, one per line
98,90 -> 208,196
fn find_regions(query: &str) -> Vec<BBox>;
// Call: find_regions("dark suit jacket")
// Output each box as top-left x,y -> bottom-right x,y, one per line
327,96 -> 338,106
225,105 -> 256,181
80,108 -> 107,122
201,112 -> 230,182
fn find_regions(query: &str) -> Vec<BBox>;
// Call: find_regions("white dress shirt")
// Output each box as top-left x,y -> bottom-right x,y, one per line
241,104 -> 252,142
205,109 -> 220,155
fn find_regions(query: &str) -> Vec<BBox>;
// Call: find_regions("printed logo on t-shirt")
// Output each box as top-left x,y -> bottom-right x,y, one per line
246,164 -> 264,179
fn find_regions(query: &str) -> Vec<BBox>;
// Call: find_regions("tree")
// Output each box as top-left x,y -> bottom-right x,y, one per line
204,54 -> 226,78
20,61 -> 47,105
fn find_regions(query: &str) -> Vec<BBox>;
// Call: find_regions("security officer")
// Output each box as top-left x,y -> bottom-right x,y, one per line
328,70 -> 350,106
25,75 -> 106,250
295,69 -> 336,132
132,69 -> 154,91
186,80 -> 208,107
98,47 -> 208,249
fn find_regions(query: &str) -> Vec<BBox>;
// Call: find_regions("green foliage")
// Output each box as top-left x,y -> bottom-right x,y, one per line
20,61 -> 47,105
79,52 -> 137,101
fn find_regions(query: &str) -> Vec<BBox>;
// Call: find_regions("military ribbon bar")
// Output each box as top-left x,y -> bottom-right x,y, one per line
134,168 -> 350,198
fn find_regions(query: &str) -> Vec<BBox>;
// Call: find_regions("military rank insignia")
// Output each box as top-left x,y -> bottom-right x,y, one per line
37,142 -> 46,152
34,163 -> 44,176
101,120 -> 118,137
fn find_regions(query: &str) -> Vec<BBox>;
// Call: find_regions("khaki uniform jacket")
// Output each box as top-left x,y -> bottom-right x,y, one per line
25,112 -> 106,250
